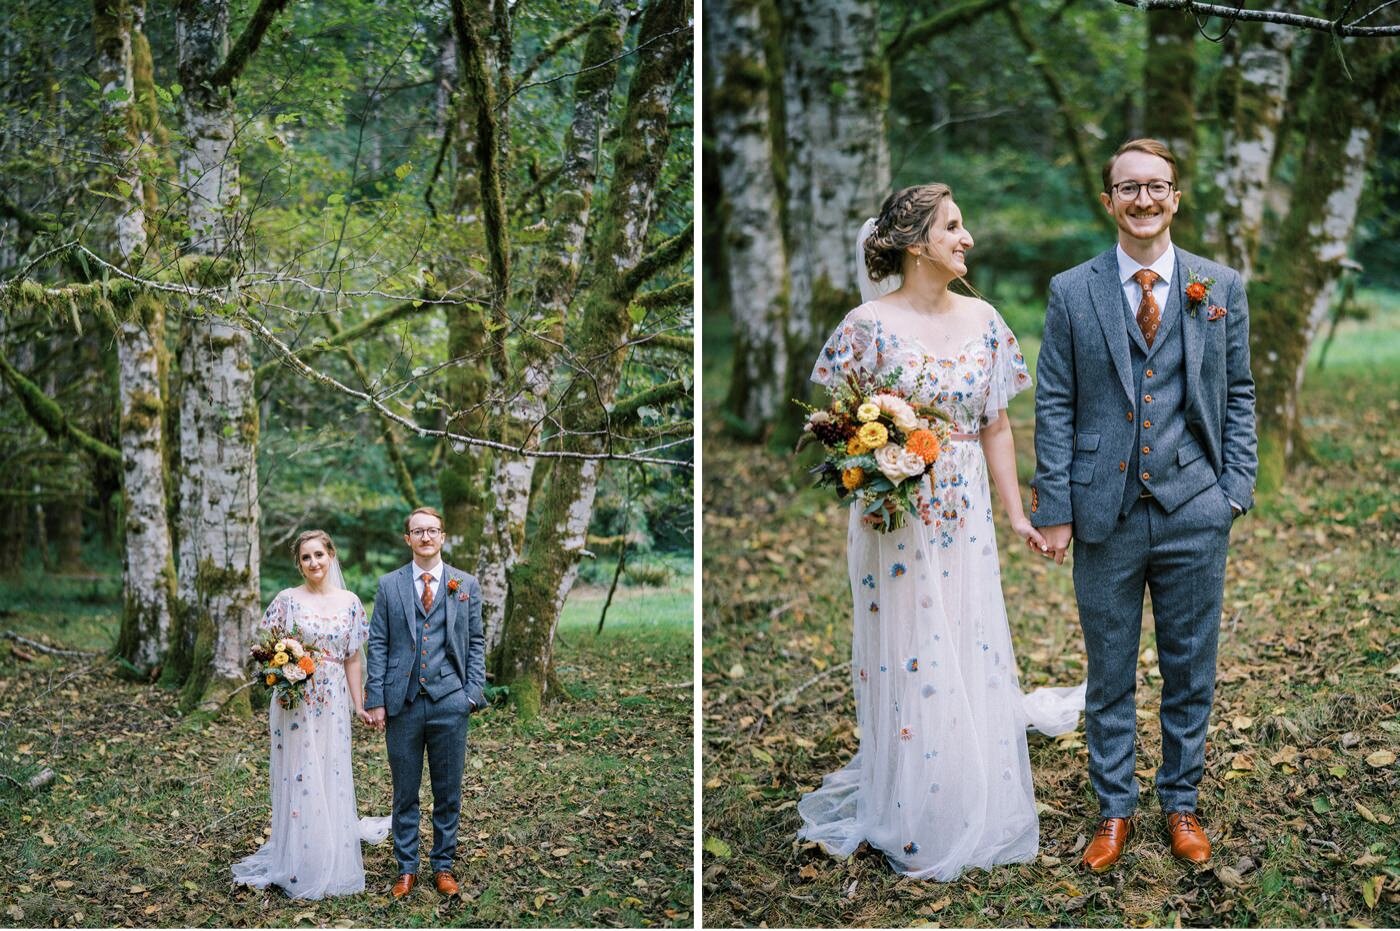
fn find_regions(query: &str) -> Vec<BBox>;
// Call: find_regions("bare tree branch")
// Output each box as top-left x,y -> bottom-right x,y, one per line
1112,0 -> 1400,36
887,0 -> 1011,61
209,0 -> 294,87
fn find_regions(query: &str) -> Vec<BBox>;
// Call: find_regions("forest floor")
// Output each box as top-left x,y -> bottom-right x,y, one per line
0,576 -> 693,928
701,298 -> 1400,928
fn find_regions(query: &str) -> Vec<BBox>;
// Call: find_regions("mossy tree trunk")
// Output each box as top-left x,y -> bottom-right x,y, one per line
773,0 -> 887,447
1250,38 -> 1398,490
173,0 -> 286,716
1211,22 -> 1295,278
96,0 -> 176,674
477,0 -> 628,658
1145,8 -> 1198,249
498,0 -> 690,721
709,0 -> 790,437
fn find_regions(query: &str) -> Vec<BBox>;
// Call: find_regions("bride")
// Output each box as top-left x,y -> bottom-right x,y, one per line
798,184 -> 1085,880
233,530 -> 390,899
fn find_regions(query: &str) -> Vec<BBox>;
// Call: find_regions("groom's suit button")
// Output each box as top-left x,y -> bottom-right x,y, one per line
1142,446 -> 1151,454
1126,412 -> 1133,422
1143,420 -> 1152,429
1119,461 -> 1127,472
1142,471 -> 1151,480
1143,394 -> 1153,403
1146,369 -> 1154,378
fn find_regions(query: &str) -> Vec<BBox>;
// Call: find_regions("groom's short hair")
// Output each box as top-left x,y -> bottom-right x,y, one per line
404,506 -> 445,533
1102,138 -> 1179,191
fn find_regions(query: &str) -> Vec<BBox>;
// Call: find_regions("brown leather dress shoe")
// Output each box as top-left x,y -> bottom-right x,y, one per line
1081,817 -> 1135,872
1167,811 -> 1211,864
434,871 -> 460,896
391,873 -> 417,898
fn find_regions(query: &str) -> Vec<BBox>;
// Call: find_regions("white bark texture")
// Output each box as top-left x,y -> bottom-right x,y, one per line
1215,23 -> 1294,280
98,0 -> 174,668
707,0 -> 790,427
779,0 -> 888,390
177,0 -> 261,698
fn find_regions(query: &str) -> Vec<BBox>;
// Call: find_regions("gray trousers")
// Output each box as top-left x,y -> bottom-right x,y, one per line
1072,484 -> 1233,817
385,687 -> 470,873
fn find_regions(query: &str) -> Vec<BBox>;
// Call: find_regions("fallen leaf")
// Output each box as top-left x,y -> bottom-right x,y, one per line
1233,716 -> 1254,731
1215,866 -> 1244,888
1355,802 -> 1379,824
750,746 -> 774,765
797,863 -> 819,880
4,906 -> 21,922
1364,750 -> 1395,768
1353,852 -> 1385,867
927,896 -> 951,912
1268,746 -> 1300,766
54,880 -> 74,890
703,836 -> 732,859
1362,875 -> 1383,910
726,663 -> 745,680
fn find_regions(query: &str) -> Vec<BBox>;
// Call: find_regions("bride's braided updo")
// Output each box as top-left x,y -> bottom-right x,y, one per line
863,183 -> 954,282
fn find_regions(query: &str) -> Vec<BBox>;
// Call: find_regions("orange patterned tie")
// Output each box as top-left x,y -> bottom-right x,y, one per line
1133,269 -> 1161,347
421,572 -> 434,612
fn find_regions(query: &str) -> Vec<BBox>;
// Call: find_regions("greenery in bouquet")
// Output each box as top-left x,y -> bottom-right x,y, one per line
797,370 -> 951,532
250,626 -> 323,710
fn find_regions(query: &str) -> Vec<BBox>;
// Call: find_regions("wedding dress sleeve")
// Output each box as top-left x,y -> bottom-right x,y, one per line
347,596 -> 369,657
982,309 -> 1032,425
258,592 -> 286,632
811,304 -> 884,388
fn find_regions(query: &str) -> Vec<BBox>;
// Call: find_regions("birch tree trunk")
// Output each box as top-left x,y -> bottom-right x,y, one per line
776,0 -> 888,442
1211,22 -> 1295,280
95,0 -> 176,674
1250,38 -> 1397,489
498,0 -> 690,720
709,0 -> 790,435
174,0 -> 261,716
476,0 -> 628,657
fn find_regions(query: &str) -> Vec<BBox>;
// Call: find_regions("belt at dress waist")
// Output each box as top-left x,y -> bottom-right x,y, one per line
317,654 -> 345,664
949,432 -> 979,441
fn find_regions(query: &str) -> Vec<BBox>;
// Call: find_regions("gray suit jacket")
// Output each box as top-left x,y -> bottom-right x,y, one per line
364,562 -> 487,717
1031,245 -> 1258,543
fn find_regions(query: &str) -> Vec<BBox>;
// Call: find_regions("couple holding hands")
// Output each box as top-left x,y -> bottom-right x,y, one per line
232,507 -> 485,900
798,137 -> 1257,879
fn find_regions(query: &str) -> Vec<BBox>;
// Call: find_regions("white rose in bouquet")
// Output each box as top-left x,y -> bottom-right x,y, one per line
282,663 -> 307,683
874,443 -> 928,485
873,393 -> 919,431
285,639 -> 305,659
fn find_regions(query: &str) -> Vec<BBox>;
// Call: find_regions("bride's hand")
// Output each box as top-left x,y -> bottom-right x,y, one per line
1010,516 -> 1047,554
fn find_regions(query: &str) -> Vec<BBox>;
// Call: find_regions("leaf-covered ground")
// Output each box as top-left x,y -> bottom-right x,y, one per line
701,306 -> 1400,928
0,581 -> 693,928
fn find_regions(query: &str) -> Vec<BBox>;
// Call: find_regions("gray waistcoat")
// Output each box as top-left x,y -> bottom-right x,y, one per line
1119,284 -> 1190,515
407,583 -> 463,703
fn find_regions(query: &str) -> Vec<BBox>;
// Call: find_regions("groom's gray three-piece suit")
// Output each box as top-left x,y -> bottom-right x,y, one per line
1031,245 -> 1257,818
366,563 -> 486,874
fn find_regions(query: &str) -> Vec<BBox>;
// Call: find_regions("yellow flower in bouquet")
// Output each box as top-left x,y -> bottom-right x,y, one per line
846,436 -> 867,456
857,422 -> 888,449
265,673 -> 277,686
272,651 -> 289,667
842,467 -> 865,491
856,402 -> 882,423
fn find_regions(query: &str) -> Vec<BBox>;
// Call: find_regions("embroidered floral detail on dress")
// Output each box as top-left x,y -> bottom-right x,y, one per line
890,563 -> 907,578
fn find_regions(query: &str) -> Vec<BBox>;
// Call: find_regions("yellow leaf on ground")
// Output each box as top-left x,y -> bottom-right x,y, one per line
1268,745 -> 1300,766
1364,750 -> 1395,768
1233,716 -> 1254,730
1355,802 -> 1379,824
797,863 -> 819,880
1361,875 -> 1383,910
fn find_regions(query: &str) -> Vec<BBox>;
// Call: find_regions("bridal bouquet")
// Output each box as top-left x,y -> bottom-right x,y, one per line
250,627 -> 322,710
798,373 -> 950,532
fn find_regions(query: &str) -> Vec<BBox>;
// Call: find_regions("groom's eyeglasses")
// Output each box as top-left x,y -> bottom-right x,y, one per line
407,528 -> 443,539
1109,180 -> 1175,202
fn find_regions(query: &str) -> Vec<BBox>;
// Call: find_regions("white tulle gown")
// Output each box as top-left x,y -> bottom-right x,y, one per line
232,591 -> 391,899
798,302 -> 1085,881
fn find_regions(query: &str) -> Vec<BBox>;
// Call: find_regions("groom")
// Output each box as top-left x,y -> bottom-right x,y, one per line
1031,139 -> 1257,871
365,506 -> 486,898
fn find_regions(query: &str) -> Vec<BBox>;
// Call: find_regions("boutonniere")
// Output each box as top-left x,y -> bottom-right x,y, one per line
1184,269 -> 1215,318
446,576 -> 467,601
1206,304 -> 1227,321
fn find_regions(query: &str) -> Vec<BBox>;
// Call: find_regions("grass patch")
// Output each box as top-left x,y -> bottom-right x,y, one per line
702,299 -> 1400,926
0,579 -> 694,927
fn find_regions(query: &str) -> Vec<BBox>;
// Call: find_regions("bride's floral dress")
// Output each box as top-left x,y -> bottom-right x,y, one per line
798,302 -> 1083,881
232,591 -> 390,899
